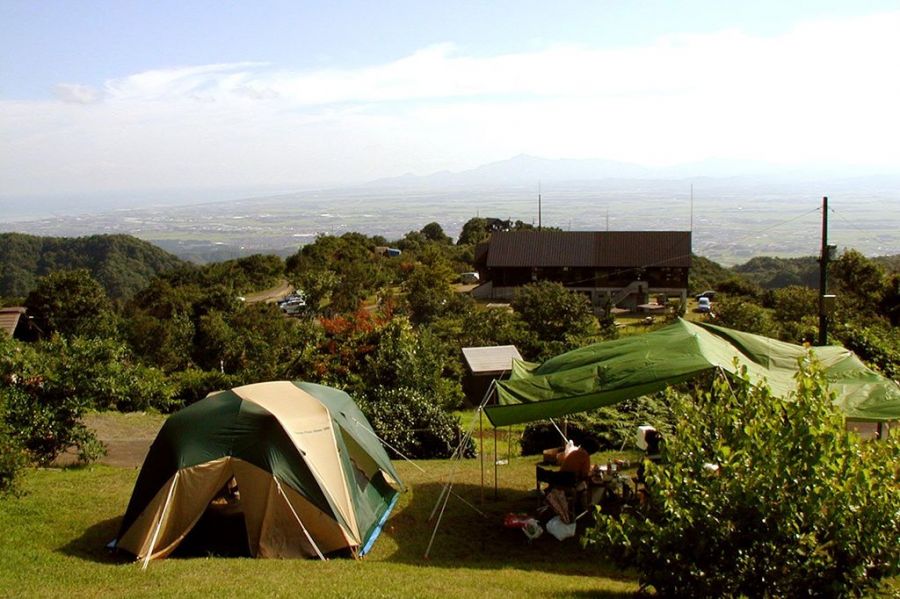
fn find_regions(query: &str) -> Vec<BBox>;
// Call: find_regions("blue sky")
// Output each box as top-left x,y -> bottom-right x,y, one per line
2,1 -> 899,198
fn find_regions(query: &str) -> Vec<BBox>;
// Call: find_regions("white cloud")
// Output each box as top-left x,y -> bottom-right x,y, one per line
53,83 -> 102,104
2,11 -> 900,196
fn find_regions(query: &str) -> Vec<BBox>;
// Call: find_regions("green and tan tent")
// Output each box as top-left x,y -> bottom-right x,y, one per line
484,318 -> 900,427
114,381 -> 402,561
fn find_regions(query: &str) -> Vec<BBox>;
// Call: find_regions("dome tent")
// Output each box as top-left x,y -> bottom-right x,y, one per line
114,381 -> 402,561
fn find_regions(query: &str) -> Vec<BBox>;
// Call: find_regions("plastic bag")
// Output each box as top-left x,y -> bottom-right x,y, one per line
546,515 -> 577,541
522,518 -> 543,541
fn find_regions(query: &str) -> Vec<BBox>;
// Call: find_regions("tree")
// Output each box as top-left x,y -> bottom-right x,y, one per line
193,303 -> 307,382
830,249 -> 889,319
512,281 -> 599,356
457,217 -> 490,246
420,222 -> 452,244
767,285 -> 818,343
285,234 -> 388,315
403,259 -> 464,326
711,296 -> 778,337
584,360 -> 900,597
362,317 -> 464,410
25,269 -> 117,338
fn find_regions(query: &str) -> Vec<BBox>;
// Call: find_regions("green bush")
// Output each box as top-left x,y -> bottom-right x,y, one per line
1,379 -> 104,466
171,368 -> 242,408
0,400 -> 28,496
39,336 -> 177,413
362,386 -> 475,460
584,360 -> 900,597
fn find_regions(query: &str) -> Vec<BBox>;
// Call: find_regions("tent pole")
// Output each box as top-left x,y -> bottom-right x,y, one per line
276,478 -> 326,561
142,471 -> 179,571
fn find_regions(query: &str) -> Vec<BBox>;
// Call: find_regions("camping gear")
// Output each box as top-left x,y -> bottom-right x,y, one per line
484,318 -> 900,427
113,381 -> 402,562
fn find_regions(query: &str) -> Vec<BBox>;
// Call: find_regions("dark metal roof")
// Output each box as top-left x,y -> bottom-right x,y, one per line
484,231 -> 692,268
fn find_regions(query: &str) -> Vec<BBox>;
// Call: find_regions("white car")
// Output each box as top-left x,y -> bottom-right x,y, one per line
280,298 -> 306,315
697,297 -> 711,313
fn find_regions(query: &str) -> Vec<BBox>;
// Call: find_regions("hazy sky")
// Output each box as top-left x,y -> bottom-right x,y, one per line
2,1 -> 899,198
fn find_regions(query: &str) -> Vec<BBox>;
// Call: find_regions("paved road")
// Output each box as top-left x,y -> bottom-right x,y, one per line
243,280 -> 293,304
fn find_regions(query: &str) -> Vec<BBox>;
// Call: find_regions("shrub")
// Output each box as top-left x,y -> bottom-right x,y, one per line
584,360 -> 900,597
171,368 -> 242,408
1,378 -> 105,466
362,386 -> 475,459
0,400 -> 28,496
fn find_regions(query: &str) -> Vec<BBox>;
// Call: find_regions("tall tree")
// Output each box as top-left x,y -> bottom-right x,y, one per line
512,281 -> 599,356
25,269 -> 117,339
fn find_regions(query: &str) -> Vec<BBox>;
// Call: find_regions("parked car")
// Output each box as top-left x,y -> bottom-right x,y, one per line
459,272 -> 480,284
696,297 -> 712,313
279,298 -> 306,315
277,292 -> 305,306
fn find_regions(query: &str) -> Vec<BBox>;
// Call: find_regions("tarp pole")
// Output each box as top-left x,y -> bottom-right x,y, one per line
549,418 -> 569,444
494,425 -> 500,499
480,408 -> 484,505
141,471 -> 179,571
426,378 -> 497,556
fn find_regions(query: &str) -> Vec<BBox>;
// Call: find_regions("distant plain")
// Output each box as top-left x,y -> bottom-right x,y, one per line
4,178 -> 898,265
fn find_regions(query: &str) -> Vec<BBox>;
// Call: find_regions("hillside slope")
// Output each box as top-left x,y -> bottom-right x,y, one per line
0,233 -> 185,300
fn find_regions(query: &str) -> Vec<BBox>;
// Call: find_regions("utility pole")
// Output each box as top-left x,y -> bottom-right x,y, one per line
818,196 -> 836,345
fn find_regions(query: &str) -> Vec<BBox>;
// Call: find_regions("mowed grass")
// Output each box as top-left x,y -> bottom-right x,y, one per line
0,450 -> 640,598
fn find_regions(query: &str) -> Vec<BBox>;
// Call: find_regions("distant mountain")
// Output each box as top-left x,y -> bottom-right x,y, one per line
370,154 -> 652,187
369,154 -> 900,189
0,233 -> 185,300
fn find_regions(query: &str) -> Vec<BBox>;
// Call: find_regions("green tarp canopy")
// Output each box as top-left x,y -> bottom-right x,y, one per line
484,318 -> 900,427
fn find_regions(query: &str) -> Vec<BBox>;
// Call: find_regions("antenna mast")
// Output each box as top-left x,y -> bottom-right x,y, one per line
538,181 -> 542,231
690,183 -> 694,231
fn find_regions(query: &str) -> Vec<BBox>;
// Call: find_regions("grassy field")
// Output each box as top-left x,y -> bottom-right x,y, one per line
0,445 -> 640,598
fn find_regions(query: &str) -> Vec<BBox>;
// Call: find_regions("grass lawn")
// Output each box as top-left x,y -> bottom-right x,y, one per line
0,450 -> 640,598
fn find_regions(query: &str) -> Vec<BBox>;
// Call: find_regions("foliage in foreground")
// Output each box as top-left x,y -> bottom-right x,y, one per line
584,360 -> 900,598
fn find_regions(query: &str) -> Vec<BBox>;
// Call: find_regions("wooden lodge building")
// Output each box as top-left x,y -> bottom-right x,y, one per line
472,230 -> 692,311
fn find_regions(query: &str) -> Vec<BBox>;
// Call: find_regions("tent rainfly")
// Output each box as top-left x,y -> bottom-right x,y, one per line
113,381 -> 402,562
484,318 -> 900,427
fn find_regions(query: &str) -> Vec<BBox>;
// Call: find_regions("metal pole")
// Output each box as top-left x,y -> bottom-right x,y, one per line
479,408 -> 484,505
493,426 -> 498,500
818,196 -> 829,346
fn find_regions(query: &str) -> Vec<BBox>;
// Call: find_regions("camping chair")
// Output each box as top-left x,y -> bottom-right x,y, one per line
535,466 -> 580,522
535,465 -> 577,493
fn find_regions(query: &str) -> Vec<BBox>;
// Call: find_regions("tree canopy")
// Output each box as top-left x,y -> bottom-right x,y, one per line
0,233 -> 184,300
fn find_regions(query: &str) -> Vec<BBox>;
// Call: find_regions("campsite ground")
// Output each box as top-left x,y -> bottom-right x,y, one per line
3,412 -> 641,598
